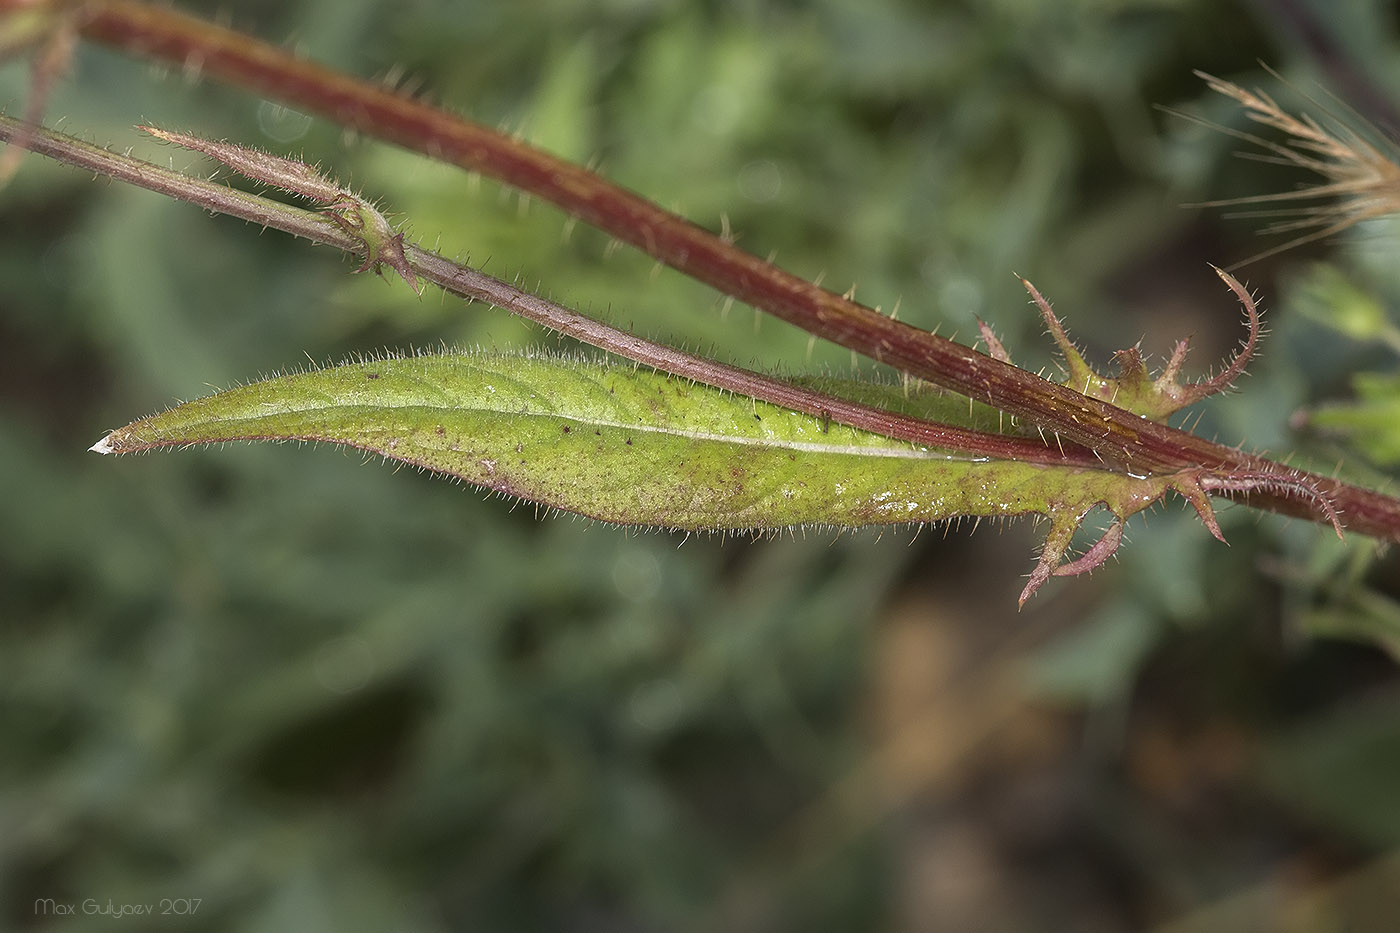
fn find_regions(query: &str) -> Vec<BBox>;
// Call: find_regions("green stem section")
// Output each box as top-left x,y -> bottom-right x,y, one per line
67,0 -> 1400,539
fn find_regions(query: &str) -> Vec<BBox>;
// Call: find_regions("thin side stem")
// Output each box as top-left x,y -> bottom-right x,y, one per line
68,0 -> 1399,535
6,114 -> 1400,539
0,113 -> 1096,469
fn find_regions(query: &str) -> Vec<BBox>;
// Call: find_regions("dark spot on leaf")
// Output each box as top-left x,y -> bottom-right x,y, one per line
365,372 -> 380,380
435,425 -> 445,436
626,438 -> 633,445
561,424 -> 570,433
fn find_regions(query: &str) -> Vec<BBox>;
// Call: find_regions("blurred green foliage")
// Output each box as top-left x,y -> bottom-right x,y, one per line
1310,369 -> 1400,465
3,0 -> 1400,930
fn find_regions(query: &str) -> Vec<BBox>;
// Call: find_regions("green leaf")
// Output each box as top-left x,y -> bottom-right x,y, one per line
91,351 -> 1211,602
1298,588 -> 1400,663
1308,371 -> 1400,466
1292,261 -> 1400,349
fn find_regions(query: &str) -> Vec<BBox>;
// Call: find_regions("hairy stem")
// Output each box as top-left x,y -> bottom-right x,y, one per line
65,0 -> 1400,539
6,115 -> 1399,539
0,113 -> 1094,468
8,2 -> 1400,539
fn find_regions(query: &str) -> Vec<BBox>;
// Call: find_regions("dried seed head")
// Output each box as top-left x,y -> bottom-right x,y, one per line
1191,70 -> 1400,265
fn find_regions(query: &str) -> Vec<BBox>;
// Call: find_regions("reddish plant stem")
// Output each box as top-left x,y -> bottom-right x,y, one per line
63,1 -> 1400,539
414,245 -> 1094,466
68,3 -> 1213,467
0,113 -> 1096,469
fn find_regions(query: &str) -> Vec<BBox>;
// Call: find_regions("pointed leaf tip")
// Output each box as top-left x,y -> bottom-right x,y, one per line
139,124 -> 346,203
90,352 -> 1217,605
1052,521 -> 1124,578
1020,517 -> 1078,608
1200,468 -> 1345,539
1178,479 -> 1225,543
1173,266 -> 1261,405
1020,276 -> 1101,396
976,318 -> 1012,363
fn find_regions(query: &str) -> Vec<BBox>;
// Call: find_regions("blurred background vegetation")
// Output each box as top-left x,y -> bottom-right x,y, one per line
3,0 -> 1400,929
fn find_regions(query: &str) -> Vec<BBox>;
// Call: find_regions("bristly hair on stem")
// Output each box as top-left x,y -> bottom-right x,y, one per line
1186,69 -> 1400,267
7,7 -> 1400,545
